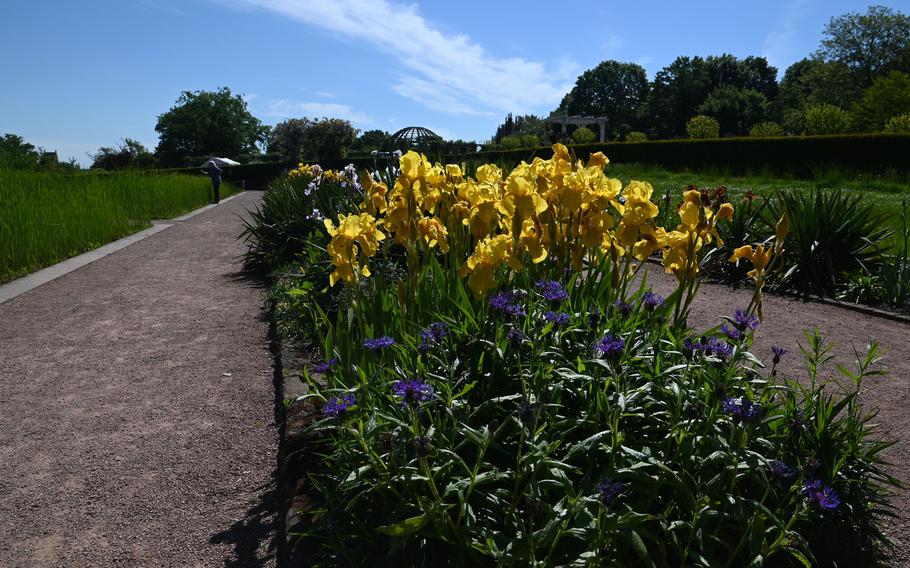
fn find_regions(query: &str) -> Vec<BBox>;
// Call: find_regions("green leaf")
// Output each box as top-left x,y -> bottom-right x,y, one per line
375,513 -> 430,536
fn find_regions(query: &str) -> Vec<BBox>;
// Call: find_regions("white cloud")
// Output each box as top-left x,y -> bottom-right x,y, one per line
219,0 -> 575,116
762,0 -> 817,70
260,99 -> 374,125
314,91 -> 336,99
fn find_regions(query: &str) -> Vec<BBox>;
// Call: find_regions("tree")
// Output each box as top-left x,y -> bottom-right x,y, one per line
778,58 -> 863,111
154,87 -> 268,167
350,129 -> 393,154
816,5 -> 910,88
306,118 -> 358,163
269,118 -> 314,162
686,115 -> 720,139
493,114 -> 547,143
90,139 -> 156,170
647,55 -> 778,138
851,71 -> 910,131
0,134 -> 40,169
804,104 -> 852,135
556,61 -> 649,139
698,86 -> 770,135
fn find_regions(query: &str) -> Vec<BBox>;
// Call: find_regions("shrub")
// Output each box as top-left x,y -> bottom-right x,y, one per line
571,126 -> 597,144
884,113 -> 910,134
851,71 -> 910,131
686,115 -> 720,139
521,134 -> 540,148
804,104 -> 852,135
749,121 -> 786,137
499,135 -> 523,149
625,131 -> 648,142
767,188 -> 892,293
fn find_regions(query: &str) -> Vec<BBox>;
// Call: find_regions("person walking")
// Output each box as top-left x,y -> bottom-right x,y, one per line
206,161 -> 223,204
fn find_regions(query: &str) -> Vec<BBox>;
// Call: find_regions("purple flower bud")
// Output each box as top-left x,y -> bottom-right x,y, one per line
595,478 -> 624,506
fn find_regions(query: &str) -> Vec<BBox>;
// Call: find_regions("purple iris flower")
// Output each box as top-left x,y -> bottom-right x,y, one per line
801,479 -> 841,510
392,378 -> 435,407
536,280 -> 569,302
596,334 -> 625,360
364,336 -> 395,350
323,393 -> 356,418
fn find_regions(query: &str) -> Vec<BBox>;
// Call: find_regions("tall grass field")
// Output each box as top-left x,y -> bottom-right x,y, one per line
0,170 -> 236,283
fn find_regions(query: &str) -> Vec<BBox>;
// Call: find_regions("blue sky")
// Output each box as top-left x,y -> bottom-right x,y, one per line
1,0 -> 898,165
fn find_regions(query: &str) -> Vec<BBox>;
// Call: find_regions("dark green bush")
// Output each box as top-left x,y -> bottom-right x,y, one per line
768,188 -> 892,294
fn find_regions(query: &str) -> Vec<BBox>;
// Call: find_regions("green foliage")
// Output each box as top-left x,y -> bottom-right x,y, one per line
804,104 -> 852,135
286,257 -> 897,566
351,129 -> 394,154
851,71 -> 910,131
154,87 -> 268,167
816,5 -> 910,88
558,60 -> 649,139
625,131 -> 648,142
269,118 -> 314,163
838,272 -> 886,305
698,86 -> 770,135
749,121 -> 785,137
703,193 -> 772,282
90,138 -> 156,170
493,114 -> 547,144
307,118 -> 359,162
686,115 -> 720,139
884,113 -> 910,134
779,58 -> 863,111
0,133 -> 79,172
0,171 -> 230,282
769,188 -> 892,293
240,166 -> 361,273
571,126 -> 597,144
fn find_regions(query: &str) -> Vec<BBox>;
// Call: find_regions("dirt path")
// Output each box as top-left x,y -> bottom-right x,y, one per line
0,191 -> 277,568
645,268 -> 910,566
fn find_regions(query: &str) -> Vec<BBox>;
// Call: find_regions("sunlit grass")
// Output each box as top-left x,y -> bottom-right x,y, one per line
0,170 -> 237,282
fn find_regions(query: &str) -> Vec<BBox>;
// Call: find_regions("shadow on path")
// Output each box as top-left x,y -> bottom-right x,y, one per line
209,478 -> 281,568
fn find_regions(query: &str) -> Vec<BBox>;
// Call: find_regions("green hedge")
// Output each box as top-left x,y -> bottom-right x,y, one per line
156,161 -> 295,190
445,134 -> 910,177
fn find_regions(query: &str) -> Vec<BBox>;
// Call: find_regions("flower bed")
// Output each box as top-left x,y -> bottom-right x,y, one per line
253,147 -> 897,566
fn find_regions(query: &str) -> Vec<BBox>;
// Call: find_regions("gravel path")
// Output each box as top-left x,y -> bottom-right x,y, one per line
0,191 -> 277,568
645,268 -> 910,566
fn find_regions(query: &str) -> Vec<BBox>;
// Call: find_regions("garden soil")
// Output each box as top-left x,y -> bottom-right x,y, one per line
0,191 -> 277,567
646,268 -> 910,566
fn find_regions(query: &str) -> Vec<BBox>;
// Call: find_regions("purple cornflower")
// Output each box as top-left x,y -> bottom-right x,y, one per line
595,334 -> 625,360
313,357 -> 337,374
801,479 -> 841,510
323,393 -> 356,418
642,292 -> 664,309
543,311 -> 570,327
723,396 -> 763,423
613,300 -> 634,317
720,324 -> 741,341
772,345 -> 787,365
364,336 -> 395,350
490,291 -> 526,317
683,338 -> 698,359
770,460 -> 796,483
536,280 -> 569,302
733,309 -> 760,331
418,322 -> 449,353
392,378 -> 435,407
704,337 -> 734,359
507,327 -> 526,347
596,478 -> 624,506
